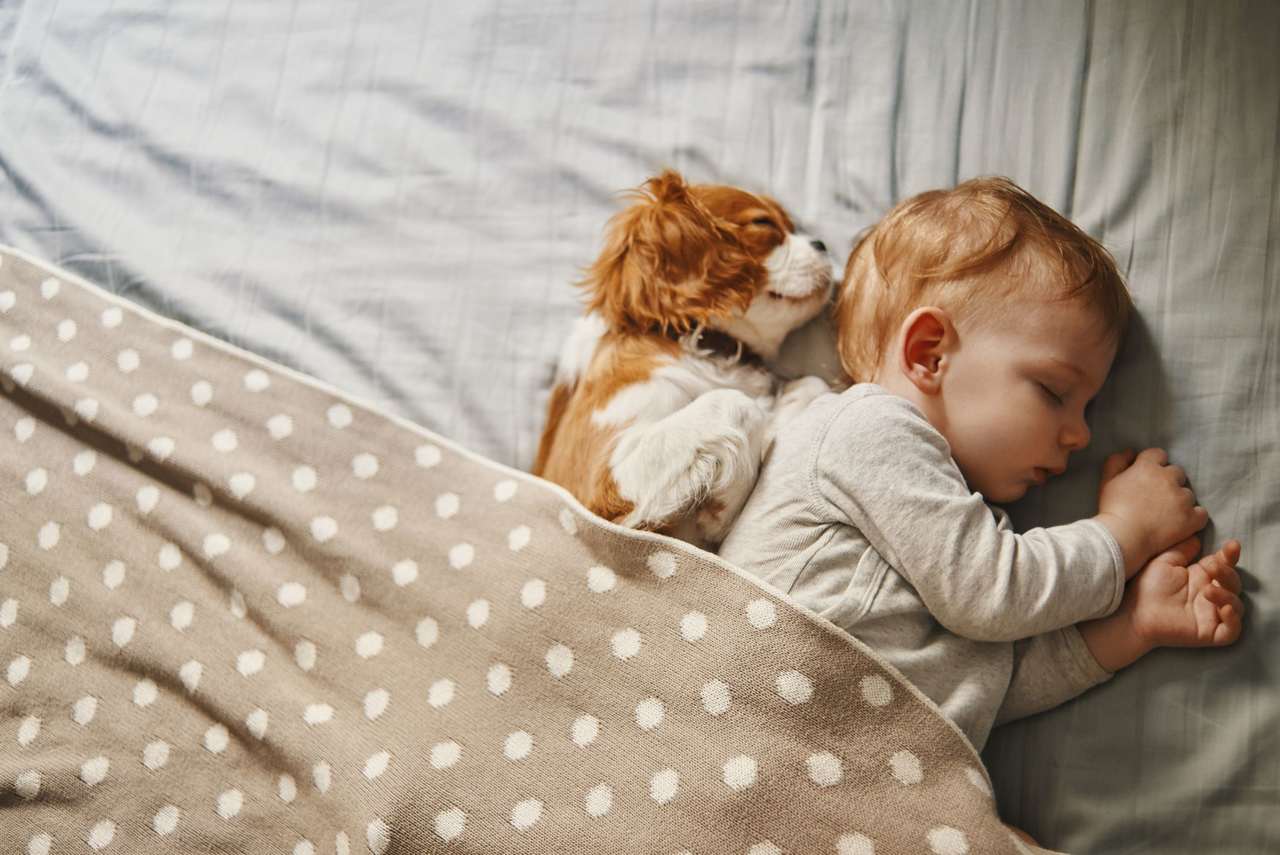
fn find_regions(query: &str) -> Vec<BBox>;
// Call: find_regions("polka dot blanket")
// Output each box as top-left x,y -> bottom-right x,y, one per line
1,246 -> 1041,855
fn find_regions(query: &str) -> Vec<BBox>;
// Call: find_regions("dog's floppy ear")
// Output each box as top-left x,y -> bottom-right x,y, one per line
581,170 -> 763,335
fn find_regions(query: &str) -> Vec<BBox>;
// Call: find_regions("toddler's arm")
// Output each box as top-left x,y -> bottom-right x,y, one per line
813,394 -> 1124,642
994,627 -> 1111,727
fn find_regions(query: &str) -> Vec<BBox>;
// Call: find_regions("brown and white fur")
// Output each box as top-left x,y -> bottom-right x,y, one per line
533,170 -> 832,549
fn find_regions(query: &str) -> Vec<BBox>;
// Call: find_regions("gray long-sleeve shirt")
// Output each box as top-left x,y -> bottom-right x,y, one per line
719,383 -> 1125,750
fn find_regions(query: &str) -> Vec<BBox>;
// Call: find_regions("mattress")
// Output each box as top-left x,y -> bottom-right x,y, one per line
2,1 -> 1277,852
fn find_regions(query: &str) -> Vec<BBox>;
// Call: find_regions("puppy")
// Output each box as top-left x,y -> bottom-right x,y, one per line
533,170 -> 832,549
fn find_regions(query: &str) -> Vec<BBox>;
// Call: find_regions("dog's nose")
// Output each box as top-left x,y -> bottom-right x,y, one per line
810,239 -> 827,253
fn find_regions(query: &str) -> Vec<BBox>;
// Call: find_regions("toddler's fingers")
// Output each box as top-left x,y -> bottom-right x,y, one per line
1203,546 -> 1243,595
1101,449 -> 1136,482
1212,600 -> 1244,645
1137,447 -> 1169,467
1202,584 -> 1244,618
1156,536 -> 1200,565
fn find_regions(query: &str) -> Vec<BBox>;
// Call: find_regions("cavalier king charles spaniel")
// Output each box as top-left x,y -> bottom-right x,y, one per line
533,169 -> 833,549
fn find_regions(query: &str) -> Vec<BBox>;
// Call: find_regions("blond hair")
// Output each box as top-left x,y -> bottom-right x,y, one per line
835,176 -> 1133,382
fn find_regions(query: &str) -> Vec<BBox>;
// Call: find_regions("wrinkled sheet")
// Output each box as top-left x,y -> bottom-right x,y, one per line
1,2 -> 1276,852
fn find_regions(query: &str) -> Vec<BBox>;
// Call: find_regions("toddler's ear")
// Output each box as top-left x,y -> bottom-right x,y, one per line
579,170 -> 762,335
898,307 -> 952,394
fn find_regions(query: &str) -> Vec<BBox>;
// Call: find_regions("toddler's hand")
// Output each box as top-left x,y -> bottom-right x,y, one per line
1095,448 -> 1208,577
1123,537 -> 1245,651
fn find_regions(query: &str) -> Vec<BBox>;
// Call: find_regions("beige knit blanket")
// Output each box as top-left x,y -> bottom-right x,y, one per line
1,246 -> 1034,854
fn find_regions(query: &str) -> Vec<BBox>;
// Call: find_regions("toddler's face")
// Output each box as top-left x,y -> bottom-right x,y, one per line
939,301 -> 1117,503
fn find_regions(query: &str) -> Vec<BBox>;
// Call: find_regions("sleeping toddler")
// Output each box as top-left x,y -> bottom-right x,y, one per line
719,177 -> 1246,763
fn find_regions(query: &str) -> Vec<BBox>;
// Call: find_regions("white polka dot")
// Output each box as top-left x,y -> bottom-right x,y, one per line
861,674 -> 893,707
267,413 -> 292,439
293,841 -> 315,855
278,774 -> 297,802
228,472 -> 256,500
647,551 -> 677,578
277,583 -> 306,608
510,798 -> 542,831
6,657 -> 31,686
170,601 -> 194,631
340,574 -> 361,602
143,740 -> 170,770
11,363 -> 35,389
87,503 -> 113,531
24,467 -> 47,495
312,761 -> 332,793
132,392 -> 159,417
73,695 -> 97,726
28,832 -> 53,855
927,827 -> 969,855
352,453 -> 379,479
837,832 -> 876,855
650,768 -> 679,804
15,415 -> 36,441
57,318 -> 77,341
48,576 -> 70,606
9,333 -> 31,351
136,485 -> 160,514
246,708 -> 269,738
73,449 -> 97,476
965,766 -> 992,797
98,560 -> 124,591
416,618 -> 439,649
243,369 -> 270,391
204,724 -> 230,752
494,479 -> 518,501
15,769 -> 40,799
428,678 -> 455,708
890,750 -> 923,785
146,436 -> 175,460
310,516 -> 338,542
217,789 -> 243,819
466,599 -> 490,628
366,819 -> 390,855
263,527 -> 286,554
203,533 -> 230,559
508,525 -> 530,551
425,492 -> 462,522
191,380 -> 213,406
65,637 -> 85,665
158,542 -> 182,571
415,444 -> 441,468
101,306 -> 123,327
807,751 -> 843,787
237,649 -> 266,677
193,483 -> 213,507
434,808 -> 465,842
112,616 -> 136,648
559,508 -> 578,534
635,697 -> 665,730
521,579 -> 546,609
391,559 -> 418,586
212,428 -> 238,452
0,289 -> 11,313
327,404 -> 353,428
229,588 -> 246,619
611,628 -> 642,660
38,521 -> 60,550
364,688 -> 390,720
117,349 -> 140,373
133,678 -> 158,707
587,565 -> 617,593
356,631 -> 384,658
80,755 -> 109,786
545,643 -> 574,678
571,714 -> 599,747
430,741 -> 462,770
679,611 -> 709,642
748,844 -> 781,855
1,598 -> 17,626
747,598 -> 777,629
364,751 -> 390,780
303,706 -> 332,727
171,338 -> 193,360
153,804 -> 180,836
0,542 -> 7,572
449,543 -> 474,569
18,715 -> 41,746
179,660 -> 203,693
487,663 -> 512,696
87,820 -> 115,850
776,670 -> 814,705
701,680 -> 731,716
66,360 -> 89,382
723,754 -> 757,791
504,730 -> 534,761
585,783 -> 613,818
372,505 -> 398,531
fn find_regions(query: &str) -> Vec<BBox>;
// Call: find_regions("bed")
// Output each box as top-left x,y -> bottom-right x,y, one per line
2,2 -> 1276,852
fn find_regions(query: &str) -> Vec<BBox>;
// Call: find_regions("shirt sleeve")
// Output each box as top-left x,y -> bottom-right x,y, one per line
994,626 -> 1114,726
809,391 -> 1125,642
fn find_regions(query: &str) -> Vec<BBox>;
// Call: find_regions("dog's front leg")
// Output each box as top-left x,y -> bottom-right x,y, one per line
610,388 -> 767,544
